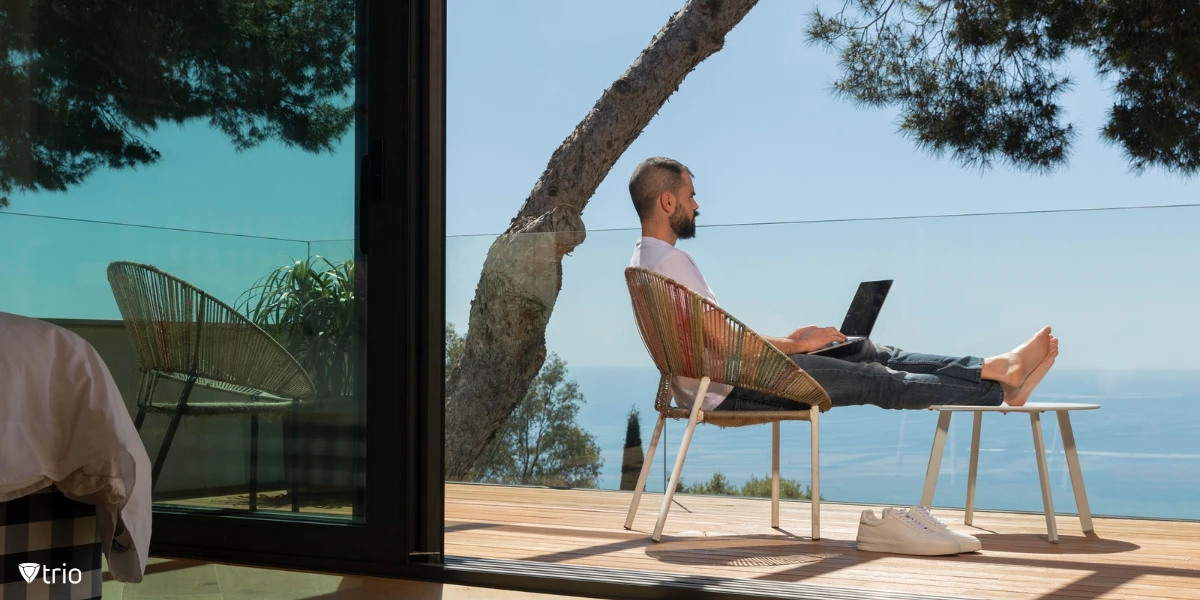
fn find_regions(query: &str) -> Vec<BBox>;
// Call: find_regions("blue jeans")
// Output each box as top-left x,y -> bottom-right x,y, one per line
714,340 -> 1004,411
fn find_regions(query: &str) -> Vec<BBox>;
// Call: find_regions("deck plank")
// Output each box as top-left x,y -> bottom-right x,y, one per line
444,485 -> 1200,600
174,484 -> 1200,600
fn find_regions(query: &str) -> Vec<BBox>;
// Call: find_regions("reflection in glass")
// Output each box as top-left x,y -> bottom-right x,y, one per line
1,1 -> 362,520
1,0 -> 354,207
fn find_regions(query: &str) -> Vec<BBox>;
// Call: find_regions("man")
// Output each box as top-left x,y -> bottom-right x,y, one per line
627,156 -> 1059,412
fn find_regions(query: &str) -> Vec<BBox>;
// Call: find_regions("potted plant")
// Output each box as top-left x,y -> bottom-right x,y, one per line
238,256 -> 357,405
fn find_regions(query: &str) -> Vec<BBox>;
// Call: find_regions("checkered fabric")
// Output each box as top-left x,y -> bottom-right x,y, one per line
297,420 -> 363,491
0,486 -> 102,600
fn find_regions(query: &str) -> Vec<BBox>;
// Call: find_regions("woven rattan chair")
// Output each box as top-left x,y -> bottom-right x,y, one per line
624,267 -> 833,541
107,261 -> 317,512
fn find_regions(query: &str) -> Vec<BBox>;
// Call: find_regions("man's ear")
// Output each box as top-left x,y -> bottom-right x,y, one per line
657,191 -> 675,215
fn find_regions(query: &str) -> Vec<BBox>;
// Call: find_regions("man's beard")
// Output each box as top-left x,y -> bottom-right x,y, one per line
671,208 -> 697,239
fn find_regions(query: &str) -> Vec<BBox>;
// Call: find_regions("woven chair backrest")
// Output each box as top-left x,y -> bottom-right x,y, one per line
106,261 -> 316,401
625,267 -> 831,412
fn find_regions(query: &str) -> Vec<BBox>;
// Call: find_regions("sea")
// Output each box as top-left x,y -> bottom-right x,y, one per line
567,367 -> 1200,520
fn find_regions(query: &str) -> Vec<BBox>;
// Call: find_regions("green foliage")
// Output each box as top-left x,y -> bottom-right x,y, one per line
680,472 -> 819,500
238,256 -> 356,404
624,405 -> 642,449
445,322 -> 466,371
446,324 -> 603,488
808,1 -> 1200,176
680,472 -> 738,496
0,0 -> 355,206
740,474 -> 815,500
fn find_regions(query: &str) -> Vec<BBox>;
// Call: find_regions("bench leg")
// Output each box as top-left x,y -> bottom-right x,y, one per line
920,411 -> 952,508
291,398 -> 301,512
1057,411 -> 1094,533
1030,412 -> 1058,543
810,407 -> 820,541
965,411 -> 982,526
625,412 -> 666,530
771,421 -> 780,529
249,415 -> 259,512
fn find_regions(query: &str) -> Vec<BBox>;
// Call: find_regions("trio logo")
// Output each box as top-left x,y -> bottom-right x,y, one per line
17,562 -> 83,584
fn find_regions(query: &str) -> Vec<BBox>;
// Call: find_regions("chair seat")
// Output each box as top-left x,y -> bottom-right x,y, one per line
697,409 -> 814,427
142,371 -> 300,415
660,407 -> 815,426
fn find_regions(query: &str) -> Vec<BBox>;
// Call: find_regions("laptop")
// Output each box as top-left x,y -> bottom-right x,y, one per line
807,279 -> 893,358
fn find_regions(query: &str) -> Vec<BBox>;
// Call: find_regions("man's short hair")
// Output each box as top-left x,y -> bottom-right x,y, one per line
628,157 -> 693,222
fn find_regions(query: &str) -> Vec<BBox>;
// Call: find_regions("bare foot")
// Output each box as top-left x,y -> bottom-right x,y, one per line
984,326 -> 1053,388
1002,338 -> 1058,407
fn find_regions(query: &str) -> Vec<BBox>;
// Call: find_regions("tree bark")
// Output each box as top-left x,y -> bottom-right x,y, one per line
445,0 -> 760,479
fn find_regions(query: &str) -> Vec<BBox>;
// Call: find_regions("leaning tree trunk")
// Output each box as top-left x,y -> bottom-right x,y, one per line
445,0 -> 760,479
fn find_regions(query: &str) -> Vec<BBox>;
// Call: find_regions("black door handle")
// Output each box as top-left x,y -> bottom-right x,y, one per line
359,139 -> 383,255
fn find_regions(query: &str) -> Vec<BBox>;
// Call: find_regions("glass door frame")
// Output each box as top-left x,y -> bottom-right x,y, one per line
148,0 -> 443,575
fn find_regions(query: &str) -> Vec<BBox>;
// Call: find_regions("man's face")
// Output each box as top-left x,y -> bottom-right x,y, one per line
668,171 -> 699,239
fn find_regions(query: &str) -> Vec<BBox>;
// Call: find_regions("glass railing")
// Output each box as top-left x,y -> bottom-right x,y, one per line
0,212 -> 310,320
6,205 -> 1196,522
308,239 -> 356,267
445,204 -> 1200,521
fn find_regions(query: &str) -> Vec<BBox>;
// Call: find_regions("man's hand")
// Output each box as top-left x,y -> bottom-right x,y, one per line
787,325 -> 847,354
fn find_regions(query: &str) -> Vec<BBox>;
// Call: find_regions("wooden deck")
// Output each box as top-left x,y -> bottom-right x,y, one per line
444,484 -> 1199,600
171,484 -> 1200,600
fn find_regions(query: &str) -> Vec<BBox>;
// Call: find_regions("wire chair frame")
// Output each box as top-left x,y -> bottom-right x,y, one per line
625,267 -> 832,418
106,260 -> 315,511
107,261 -> 316,404
623,266 -> 828,542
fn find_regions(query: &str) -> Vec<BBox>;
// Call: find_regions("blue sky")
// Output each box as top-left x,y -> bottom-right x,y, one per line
2,0 -> 1197,372
446,0 -> 1195,235
443,0 -> 1199,372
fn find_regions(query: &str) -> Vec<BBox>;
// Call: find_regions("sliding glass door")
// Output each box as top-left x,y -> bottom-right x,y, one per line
1,0 -> 442,570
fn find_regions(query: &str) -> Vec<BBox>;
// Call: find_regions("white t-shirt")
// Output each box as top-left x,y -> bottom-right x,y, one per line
629,236 -> 733,410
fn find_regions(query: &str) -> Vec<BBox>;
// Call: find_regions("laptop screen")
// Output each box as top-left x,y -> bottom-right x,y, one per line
839,280 -> 893,337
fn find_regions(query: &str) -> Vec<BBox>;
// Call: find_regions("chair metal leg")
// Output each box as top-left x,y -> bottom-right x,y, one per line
810,407 -> 820,541
150,375 -> 196,491
771,421 -> 780,529
133,372 -> 157,431
920,411 -> 952,508
1030,412 -> 1058,543
625,412 -> 666,530
965,411 -> 983,526
249,415 -> 259,512
1057,411 -> 1093,533
652,378 -> 708,542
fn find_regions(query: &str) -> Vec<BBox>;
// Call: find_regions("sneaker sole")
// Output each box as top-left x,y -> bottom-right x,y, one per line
855,538 -> 961,556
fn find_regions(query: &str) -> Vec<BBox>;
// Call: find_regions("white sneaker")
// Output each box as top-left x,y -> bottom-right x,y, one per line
904,505 -> 982,553
856,508 -> 961,556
